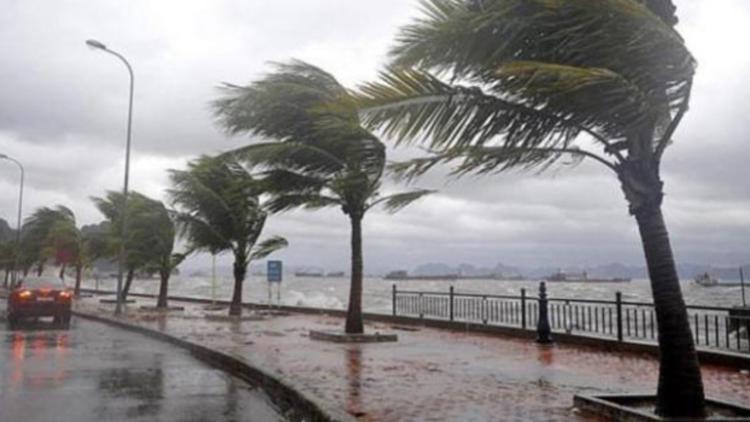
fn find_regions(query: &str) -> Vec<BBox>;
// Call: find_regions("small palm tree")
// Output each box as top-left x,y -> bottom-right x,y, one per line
356,0 -> 702,417
21,206 -> 76,277
213,61 -> 433,334
168,156 -> 288,316
133,199 -> 186,309
92,191 -> 174,302
44,212 -> 94,296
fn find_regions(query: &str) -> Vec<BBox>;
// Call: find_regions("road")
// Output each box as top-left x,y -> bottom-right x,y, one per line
0,300 -> 284,422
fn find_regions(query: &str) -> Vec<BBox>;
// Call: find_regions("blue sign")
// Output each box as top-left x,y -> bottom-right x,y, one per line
267,260 -> 282,283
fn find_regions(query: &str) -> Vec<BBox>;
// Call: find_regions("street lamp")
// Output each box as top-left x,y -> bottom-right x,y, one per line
86,39 -> 134,315
0,153 -> 23,288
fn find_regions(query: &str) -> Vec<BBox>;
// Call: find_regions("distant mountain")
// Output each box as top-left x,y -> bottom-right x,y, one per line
413,262 -> 456,276
0,218 -> 15,242
413,262 -> 522,277
398,261 -> 749,282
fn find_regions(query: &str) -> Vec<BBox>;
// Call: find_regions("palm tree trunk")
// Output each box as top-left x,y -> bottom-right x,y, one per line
74,265 -> 82,297
230,257 -> 247,316
635,205 -> 706,417
157,270 -> 169,308
120,267 -> 135,302
345,214 -> 364,334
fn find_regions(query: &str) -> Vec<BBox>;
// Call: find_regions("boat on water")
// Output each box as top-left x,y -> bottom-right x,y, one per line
695,273 -> 719,286
544,270 -> 631,283
693,273 -> 744,287
384,270 -> 458,281
294,271 -> 324,278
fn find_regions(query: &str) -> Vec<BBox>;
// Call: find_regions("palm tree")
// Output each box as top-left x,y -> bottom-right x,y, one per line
213,61 -> 433,334
21,206 -> 76,277
44,211 -> 97,296
168,156 -> 288,316
92,191 -> 173,302
355,0 -> 702,417
0,241 -> 14,287
140,210 -> 188,309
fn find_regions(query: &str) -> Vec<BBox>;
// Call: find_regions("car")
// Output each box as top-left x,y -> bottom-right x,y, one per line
6,276 -> 73,329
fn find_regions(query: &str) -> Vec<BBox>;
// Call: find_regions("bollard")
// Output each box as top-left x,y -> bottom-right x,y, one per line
449,285 -> 455,322
521,288 -> 527,330
536,282 -> 553,344
392,284 -> 397,317
616,291 -> 623,342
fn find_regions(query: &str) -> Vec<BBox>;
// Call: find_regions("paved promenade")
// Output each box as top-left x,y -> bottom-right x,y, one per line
77,296 -> 750,422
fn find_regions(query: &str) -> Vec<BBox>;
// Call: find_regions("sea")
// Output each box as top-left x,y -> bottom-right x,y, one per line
80,275 -> 748,313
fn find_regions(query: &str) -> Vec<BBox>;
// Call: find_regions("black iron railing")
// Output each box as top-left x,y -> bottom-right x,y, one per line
392,283 -> 750,354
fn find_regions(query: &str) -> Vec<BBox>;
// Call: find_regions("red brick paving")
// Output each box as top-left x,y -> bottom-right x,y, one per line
77,298 -> 750,421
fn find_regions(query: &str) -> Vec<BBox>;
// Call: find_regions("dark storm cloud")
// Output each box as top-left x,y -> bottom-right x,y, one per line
0,0 -> 748,271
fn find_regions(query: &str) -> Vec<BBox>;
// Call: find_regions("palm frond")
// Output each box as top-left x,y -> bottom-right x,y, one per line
369,189 -> 435,213
264,194 -> 341,214
214,60 -> 353,141
225,141 -> 345,176
358,67 -> 580,151
492,61 -> 658,138
249,236 -> 289,261
393,0 -> 693,93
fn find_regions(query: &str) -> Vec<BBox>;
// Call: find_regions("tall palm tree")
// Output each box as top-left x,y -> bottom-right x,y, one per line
356,0 -> 702,417
213,61 -> 433,334
168,156 -> 288,316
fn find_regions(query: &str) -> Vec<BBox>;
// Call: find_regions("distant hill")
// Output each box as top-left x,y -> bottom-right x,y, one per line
0,218 -> 15,242
397,261 -> 748,282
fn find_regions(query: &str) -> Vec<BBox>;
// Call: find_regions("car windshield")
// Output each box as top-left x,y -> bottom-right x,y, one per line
19,277 -> 66,289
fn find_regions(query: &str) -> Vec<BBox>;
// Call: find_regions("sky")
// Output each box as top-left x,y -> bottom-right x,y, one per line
0,0 -> 748,273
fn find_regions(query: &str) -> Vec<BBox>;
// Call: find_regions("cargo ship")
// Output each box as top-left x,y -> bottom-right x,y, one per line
543,271 -> 630,283
384,270 -> 458,281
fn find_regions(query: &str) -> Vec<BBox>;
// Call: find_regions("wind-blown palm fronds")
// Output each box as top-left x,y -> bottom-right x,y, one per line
213,60 -> 432,334
168,156 -> 288,316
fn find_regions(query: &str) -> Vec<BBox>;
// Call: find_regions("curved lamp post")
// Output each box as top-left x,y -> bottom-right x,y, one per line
86,39 -> 134,315
0,153 -> 24,287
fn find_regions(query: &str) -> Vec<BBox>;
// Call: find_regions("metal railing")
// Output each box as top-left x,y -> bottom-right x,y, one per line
392,283 -> 750,354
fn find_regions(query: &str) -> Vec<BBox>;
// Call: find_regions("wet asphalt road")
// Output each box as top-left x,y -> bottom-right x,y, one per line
0,301 -> 284,422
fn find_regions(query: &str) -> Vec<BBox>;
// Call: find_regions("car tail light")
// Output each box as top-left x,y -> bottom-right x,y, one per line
17,290 -> 33,300
58,291 -> 72,301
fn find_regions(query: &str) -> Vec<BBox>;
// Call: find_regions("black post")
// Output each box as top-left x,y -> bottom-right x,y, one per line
449,285 -> 454,322
482,296 -> 488,325
419,292 -> 424,319
536,282 -> 553,344
521,288 -> 527,330
741,267 -> 746,308
392,284 -> 397,317
616,291 -> 624,342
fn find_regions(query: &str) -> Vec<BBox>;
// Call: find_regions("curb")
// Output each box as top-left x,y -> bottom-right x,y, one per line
73,309 -> 354,422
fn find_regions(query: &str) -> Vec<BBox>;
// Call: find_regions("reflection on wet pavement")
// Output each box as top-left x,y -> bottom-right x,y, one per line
0,302 -> 284,422
75,296 -> 750,422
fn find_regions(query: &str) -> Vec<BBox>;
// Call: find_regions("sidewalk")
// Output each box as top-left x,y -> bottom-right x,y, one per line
76,296 -> 750,422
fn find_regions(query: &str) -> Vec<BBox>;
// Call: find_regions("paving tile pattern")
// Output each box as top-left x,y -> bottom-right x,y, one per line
77,298 -> 750,421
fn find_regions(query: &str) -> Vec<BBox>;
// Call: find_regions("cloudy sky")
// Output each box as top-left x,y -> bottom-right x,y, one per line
0,0 -> 748,273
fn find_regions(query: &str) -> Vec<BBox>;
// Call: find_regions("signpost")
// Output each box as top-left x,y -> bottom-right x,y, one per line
267,260 -> 282,307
